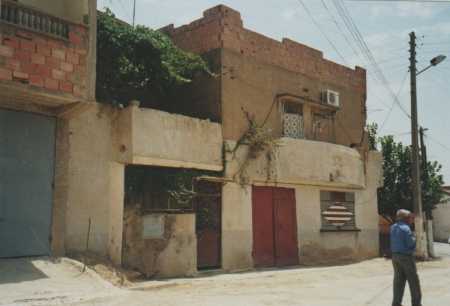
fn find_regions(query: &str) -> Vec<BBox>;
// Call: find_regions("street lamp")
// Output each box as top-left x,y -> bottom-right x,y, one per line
417,55 -> 447,76
409,31 -> 446,259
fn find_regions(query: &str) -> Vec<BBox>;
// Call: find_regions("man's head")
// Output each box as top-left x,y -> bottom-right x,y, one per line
396,209 -> 412,223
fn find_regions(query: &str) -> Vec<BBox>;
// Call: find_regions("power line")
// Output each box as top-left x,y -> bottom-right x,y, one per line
379,70 -> 409,132
425,134 -> 450,152
297,0 -> 349,65
332,0 -> 411,119
320,0 -> 361,59
318,1 -> 404,111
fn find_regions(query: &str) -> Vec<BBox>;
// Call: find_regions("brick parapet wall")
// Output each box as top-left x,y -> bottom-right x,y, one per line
162,5 -> 366,92
0,23 -> 89,99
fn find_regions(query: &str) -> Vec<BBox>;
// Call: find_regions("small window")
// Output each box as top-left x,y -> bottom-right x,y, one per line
312,112 -> 334,143
282,101 -> 304,139
320,191 -> 357,231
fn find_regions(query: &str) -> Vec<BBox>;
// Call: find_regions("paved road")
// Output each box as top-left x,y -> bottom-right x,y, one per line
1,243 -> 450,306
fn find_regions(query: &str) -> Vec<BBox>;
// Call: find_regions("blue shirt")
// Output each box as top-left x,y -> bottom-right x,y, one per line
390,221 -> 416,255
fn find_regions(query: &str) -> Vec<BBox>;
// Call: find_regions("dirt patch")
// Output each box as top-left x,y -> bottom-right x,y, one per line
69,251 -> 144,287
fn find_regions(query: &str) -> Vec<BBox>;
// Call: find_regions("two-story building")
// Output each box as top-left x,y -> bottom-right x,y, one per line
153,5 -> 383,273
0,0 -> 97,258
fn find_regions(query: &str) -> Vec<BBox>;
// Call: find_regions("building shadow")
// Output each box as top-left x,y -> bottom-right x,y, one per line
0,257 -> 49,285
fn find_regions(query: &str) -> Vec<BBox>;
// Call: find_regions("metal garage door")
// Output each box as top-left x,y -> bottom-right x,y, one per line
0,109 -> 55,258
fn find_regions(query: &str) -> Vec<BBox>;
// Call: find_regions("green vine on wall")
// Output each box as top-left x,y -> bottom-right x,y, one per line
232,108 -> 280,185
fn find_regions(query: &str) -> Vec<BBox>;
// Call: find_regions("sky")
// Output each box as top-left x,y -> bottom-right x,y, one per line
98,0 -> 450,183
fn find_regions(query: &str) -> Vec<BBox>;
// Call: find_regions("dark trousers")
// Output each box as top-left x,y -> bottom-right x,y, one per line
392,253 -> 422,306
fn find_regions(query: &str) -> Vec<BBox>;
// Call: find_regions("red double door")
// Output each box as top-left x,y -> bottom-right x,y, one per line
252,186 -> 299,267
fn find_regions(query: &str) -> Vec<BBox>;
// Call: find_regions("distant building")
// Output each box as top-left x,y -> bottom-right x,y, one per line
433,186 -> 450,242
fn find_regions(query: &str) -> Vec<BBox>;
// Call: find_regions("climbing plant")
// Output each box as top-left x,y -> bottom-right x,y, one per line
232,108 -> 280,185
96,9 -> 212,107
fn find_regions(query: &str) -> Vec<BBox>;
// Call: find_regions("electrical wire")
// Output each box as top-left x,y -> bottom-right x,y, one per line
297,0 -> 349,65
379,71 -> 409,132
332,0 -> 411,119
320,0 -> 361,59
425,135 -> 450,152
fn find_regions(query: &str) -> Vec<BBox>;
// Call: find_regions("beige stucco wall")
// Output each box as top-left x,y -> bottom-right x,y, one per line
225,138 -> 365,188
63,104 -> 125,263
221,183 -> 253,271
123,212 -> 197,278
433,199 -> 450,242
56,102 -> 223,268
115,104 -> 223,171
297,151 -> 381,263
221,150 -> 382,269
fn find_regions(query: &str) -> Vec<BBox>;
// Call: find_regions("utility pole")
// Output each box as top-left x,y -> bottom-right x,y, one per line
419,127 -> 435,257
132,0 -> 137,27
409,32 -> 428,259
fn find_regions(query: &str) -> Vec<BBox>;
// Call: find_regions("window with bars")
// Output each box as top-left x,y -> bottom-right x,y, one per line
320,191 -> 358,231
282,101 -> 304,139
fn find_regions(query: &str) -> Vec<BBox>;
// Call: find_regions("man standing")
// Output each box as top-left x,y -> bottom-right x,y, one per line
390,209 -> 422,306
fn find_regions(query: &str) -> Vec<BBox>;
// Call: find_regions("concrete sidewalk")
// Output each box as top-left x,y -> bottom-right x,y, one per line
0,257 -> 121,306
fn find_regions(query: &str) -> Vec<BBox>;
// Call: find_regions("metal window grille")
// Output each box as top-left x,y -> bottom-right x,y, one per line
283,113 -> 304,139
320,191 -> 357,231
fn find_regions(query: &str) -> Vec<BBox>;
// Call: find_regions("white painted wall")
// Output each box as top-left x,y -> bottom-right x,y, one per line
433,196 -> 450,242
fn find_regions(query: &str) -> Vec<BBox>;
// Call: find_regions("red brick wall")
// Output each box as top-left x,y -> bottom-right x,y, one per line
162,5 -> 366,93
0,23 -> 89,98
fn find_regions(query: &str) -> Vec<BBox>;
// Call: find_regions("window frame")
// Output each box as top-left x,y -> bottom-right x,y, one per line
320,190 -> 360,232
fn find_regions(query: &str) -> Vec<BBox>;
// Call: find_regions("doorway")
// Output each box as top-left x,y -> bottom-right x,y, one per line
252,186 -> 299,267
195,181 -> 222,270
0,109 -> 55,258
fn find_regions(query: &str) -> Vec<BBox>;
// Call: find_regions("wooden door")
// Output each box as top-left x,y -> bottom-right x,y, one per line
252,186 -> 275,267
274,188 -> 299,266
252,186 -> 299,268
196,181 -> 222,270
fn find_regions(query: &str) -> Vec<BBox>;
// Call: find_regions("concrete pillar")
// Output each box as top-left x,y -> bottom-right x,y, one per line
108,162 -> 125,266
221,183 -> 253,271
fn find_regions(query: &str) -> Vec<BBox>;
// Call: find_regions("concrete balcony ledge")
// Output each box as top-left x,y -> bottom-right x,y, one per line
114,104 -> 223,171
225,137 -> 366,189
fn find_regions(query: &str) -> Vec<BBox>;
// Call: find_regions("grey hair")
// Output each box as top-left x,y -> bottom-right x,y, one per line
396,209 -> 411,221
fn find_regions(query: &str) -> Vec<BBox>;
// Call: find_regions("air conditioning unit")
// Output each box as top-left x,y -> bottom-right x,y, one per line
322,90 -> 340,108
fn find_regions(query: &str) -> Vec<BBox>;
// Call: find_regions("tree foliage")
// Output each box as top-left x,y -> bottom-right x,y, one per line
96,9 -> 212,106
368,124 -> 445,219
